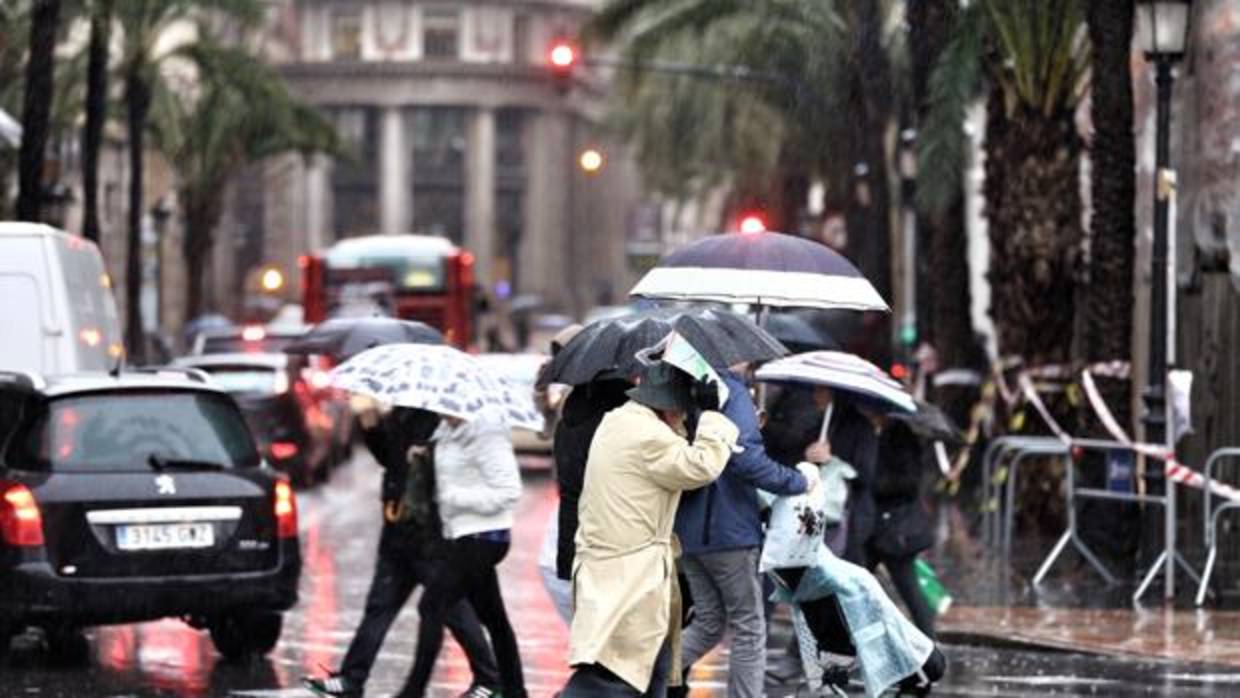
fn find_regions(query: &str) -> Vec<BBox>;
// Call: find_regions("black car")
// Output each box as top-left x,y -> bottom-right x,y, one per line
0,369 -> 300,660
174,353 -> 343,486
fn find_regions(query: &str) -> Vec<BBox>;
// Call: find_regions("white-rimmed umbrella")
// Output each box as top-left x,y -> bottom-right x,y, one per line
629,231 -> 888,311
755,350 -> 916,414
330,343 -> 544,431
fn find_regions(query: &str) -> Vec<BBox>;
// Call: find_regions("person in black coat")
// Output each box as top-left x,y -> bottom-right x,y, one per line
304,407 -> 499,698
554,377 -> 632,581
865,417 -> 936,637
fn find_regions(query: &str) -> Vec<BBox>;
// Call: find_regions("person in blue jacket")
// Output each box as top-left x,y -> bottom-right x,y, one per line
675,368 -> 818,698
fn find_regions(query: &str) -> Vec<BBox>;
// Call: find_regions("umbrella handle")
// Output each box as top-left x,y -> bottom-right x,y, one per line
818,402 -> 834,442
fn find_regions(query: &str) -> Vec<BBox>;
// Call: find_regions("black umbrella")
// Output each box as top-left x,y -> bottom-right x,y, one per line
765,312 -> 840,353
889,400 -> 965,445
284,317 -> 443,361
629,231 -> 888,311
539,307 -> 787,387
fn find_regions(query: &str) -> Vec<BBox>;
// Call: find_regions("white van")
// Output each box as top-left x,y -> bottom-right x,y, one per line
0,222 -> 124,374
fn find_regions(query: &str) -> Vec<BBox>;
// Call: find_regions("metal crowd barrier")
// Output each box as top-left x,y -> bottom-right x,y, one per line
1195,448 -> 1240,606
1030,438 -> 1199,603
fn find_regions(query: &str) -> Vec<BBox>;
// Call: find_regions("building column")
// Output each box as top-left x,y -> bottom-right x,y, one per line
520,109 -> 572,313
305,153 -> 331,250
465,107 -> 496,289
378,106 -> 410,235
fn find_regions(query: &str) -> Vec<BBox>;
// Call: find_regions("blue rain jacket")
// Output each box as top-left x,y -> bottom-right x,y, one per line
675,371 -> 807,554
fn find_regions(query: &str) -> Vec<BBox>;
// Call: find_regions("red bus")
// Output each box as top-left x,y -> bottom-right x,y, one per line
301,234 -> 474,348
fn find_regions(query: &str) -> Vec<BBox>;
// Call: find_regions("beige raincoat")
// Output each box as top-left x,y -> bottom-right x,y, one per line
568,401 -> 739,691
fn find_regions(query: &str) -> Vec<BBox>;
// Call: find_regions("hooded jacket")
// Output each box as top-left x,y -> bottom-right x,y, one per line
674,370 -> 808,555
431,409 -> 523,540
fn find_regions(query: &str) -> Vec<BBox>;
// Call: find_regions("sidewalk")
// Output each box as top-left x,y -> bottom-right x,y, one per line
939,605 -> 1240,666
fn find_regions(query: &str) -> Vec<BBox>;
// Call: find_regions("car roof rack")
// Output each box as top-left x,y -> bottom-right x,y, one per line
125,366 -> 213,385
0,370 -> 46,393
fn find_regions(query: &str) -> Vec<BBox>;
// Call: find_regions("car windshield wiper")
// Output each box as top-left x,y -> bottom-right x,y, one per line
147,454 -> 225,472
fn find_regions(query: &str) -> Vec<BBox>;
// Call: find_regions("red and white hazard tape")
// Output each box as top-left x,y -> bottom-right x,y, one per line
1080,370 -> 1240,504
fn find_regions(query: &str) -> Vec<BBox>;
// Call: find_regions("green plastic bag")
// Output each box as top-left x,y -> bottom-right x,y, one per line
914,558 -> 953,615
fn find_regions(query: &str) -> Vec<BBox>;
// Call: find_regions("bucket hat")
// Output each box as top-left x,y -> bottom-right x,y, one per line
626,362 -> 693,413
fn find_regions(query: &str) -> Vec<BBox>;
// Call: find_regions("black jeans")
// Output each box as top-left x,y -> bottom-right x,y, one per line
400,536 -> 525,697
866,550 -> 936,639
340,529 -> 499,688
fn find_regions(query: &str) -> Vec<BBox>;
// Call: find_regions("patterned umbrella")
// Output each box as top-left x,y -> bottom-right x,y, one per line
629,232 -> 888,311
330,344 -> 544,431
755,350 -> 916,413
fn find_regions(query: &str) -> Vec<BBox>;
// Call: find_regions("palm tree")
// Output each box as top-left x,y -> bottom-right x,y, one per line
150,41 -> 339,321
591,0 -> 903,358
922,0 -> 1089,368
16,0 -> 61,222
81,0 -> 113,244
114,0 -> 262,361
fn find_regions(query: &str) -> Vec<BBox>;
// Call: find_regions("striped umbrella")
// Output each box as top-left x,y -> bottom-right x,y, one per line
755,350 -> 916,413
629,231 -> 888,311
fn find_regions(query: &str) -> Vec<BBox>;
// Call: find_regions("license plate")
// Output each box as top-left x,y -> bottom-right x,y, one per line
116,523 -> 215,551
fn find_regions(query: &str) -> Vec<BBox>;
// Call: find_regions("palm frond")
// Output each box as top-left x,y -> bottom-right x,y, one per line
916,0 -> 984,214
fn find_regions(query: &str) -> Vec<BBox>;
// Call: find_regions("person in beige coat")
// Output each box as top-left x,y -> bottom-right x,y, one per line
563,362 -> 740,697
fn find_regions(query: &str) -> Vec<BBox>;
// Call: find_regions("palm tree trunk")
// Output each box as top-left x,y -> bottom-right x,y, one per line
1079,0 -> 1139,574
984,97 -> 1082,367
182,197 -> 216,322
125,63 -> 150,363
16,0 -> 61,222
843,0 -> 894,366
909,0 -> 984,424
82,0 -> 113,244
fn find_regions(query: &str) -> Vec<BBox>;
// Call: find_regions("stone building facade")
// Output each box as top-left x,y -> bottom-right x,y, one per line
219,0 -> 645,322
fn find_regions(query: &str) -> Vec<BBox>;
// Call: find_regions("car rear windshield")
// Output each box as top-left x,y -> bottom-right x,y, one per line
13,391 -> 260,472
198,366 -> 280,395
202,335 -> 296,355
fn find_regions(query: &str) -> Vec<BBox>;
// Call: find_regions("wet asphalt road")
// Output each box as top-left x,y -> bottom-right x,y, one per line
3,451 -> 1240,697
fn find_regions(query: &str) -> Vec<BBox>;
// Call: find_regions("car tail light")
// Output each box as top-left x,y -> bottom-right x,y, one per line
242,325 -> 266,342
1,484 -> 45,547
270,441 -> 299,460
274,479 -> 297,538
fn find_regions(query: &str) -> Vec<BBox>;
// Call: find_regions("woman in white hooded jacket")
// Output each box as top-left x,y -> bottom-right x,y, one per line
397,408 -> 526,698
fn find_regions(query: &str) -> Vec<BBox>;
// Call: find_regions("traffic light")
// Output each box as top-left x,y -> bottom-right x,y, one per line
548,38 -> 578,93
579,148 -> 604,174
260,266 -> 285,293
738,212 -> 767,234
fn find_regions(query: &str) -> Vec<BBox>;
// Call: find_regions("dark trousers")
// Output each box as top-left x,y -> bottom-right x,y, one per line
866,551 -> 936,639
561,642 -> 671,698
400,537 -> 525,698
340,532 -> 499,688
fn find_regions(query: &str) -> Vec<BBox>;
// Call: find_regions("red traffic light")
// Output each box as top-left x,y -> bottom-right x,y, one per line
739,213 -> 767,235
549,40 -> 577,70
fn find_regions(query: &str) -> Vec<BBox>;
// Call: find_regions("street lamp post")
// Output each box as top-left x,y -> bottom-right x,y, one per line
1135,0 -> 1191,599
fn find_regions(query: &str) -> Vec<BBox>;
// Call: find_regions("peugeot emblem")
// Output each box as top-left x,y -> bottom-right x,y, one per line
155,474 -> 177,496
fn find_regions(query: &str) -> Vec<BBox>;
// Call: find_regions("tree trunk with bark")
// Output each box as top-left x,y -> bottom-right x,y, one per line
984,97 -> 1082,367
82,0 -> 113,244
843,0 -> 894,367
125,64 -> 150,363
16,0 -> 61,222
909,0 -> 985,426
182,191 -> 222,322
1079,0 -> 1139,574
